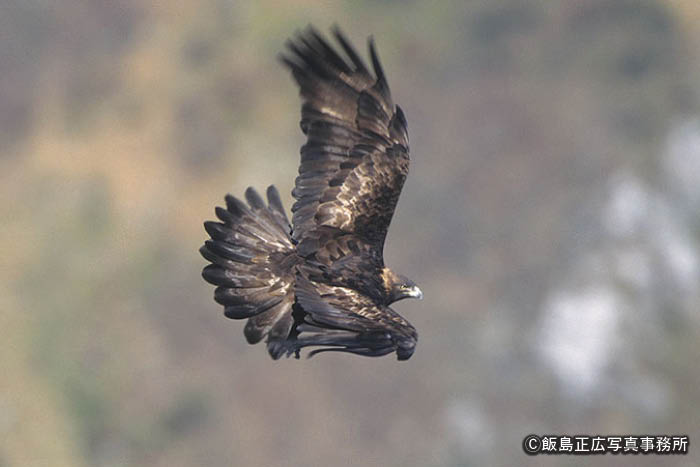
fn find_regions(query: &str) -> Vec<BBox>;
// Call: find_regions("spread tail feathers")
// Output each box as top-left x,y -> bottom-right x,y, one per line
201,186 -> 297,348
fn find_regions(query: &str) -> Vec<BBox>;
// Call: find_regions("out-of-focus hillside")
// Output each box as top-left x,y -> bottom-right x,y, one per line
2,1 -> 699,466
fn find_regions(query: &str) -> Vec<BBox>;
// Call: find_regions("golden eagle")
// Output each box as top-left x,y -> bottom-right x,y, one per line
201,26 -> 422,360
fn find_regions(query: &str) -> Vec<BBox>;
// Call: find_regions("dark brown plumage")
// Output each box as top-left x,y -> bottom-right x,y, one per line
201,26 -> 422,360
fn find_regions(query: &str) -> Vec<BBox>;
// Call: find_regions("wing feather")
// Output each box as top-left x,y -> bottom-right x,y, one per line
272,27 -> 418,360
281,27 -> 410,253
203,29 -> 419,361
269,275 -> 417,360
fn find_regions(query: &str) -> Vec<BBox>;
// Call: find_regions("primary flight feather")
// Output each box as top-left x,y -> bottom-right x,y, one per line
201,26 -> 422,360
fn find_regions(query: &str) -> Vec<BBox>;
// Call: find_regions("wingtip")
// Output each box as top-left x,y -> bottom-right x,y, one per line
332,26 -> 369,75
277,51 -> 293,67
304,23 -> 320,38
368,36 -> 386,82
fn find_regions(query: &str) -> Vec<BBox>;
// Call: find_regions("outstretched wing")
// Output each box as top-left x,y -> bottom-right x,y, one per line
268,275 -> 417,360
281,26 -> 410,256
276,27 -> 418,361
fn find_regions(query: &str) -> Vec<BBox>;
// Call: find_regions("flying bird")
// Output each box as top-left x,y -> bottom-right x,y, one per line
200,26 -> 422,360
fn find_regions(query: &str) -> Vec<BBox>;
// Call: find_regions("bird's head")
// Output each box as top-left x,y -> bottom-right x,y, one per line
383,269 -> 423,304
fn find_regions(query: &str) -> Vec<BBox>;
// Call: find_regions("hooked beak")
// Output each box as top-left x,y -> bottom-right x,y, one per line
409,286 -> 424,300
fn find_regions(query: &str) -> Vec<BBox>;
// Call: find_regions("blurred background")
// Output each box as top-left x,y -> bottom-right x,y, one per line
2,0 -> 699,466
